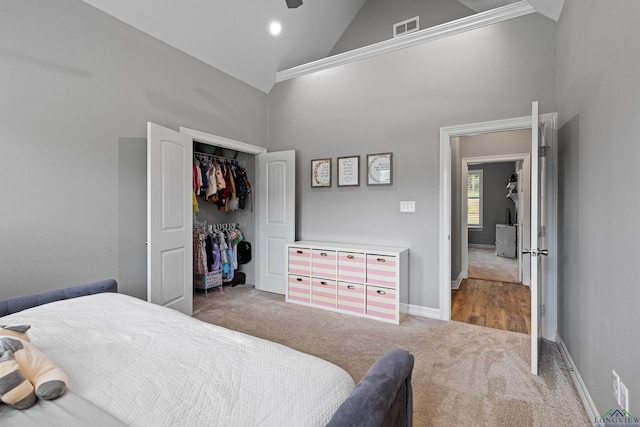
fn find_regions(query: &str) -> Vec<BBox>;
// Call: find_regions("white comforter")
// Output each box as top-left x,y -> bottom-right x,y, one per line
0,293 -> 355,426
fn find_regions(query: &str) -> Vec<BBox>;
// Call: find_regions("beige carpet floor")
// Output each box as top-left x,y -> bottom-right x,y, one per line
193,286 -> 590,426
468,247 -> 519,283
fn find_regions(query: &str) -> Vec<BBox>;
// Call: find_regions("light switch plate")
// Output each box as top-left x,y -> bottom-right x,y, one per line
620,381 -> 629,411
400,201 -> 415,213
613,370 -> 620,405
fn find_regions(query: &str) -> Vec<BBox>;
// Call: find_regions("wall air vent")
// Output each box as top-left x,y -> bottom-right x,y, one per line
393,16 -> 420,38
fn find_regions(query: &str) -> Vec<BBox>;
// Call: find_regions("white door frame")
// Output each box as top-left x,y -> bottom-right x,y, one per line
180,128 -> 297,296
439,113 -> 558,340
180,127 -> 267,286
180,127 -> 268,156
460,153 -> 530,285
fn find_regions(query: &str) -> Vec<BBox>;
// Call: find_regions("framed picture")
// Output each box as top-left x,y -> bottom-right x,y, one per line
311,158 -> 332,187
337,156 -> 360,187
367,153 -> 393,186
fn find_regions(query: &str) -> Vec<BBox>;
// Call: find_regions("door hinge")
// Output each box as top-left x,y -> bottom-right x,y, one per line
541,304 -> 546,316
540,146 -> 550,157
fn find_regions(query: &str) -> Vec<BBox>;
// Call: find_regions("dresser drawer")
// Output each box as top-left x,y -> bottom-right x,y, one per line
288,275 -> 311,303
337,282 -> 365,314
311,278 -> 337,308
287,241 -> 407,325
366,254 -> 397,289
366,285 -> 397,321
288,247 -> 311,276
338,252 -> 365,283
312,249 -> 337,279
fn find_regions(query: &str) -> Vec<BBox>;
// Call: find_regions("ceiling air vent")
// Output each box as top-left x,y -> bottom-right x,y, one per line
393,16 -> 420,38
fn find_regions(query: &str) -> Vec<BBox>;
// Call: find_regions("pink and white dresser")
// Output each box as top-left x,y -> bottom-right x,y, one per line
286,241 -> 408,324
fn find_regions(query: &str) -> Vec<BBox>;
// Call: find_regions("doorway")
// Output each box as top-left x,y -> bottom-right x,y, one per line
438,113 -> 558,337
467,160 -> 521,284
451,133 -> 532,334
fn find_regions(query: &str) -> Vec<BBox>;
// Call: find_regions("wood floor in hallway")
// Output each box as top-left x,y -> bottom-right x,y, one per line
451,278 -> 531,334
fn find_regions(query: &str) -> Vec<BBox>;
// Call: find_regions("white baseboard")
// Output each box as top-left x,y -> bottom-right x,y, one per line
451,271 -> 465,289
556,334 -> 600,426
468,243 -> 496,249
401,303 -> 441,320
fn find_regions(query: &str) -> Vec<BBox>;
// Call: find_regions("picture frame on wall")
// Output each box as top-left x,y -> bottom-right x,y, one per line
367,152 -> 393,186
337,155 -> 360,187
311,158 -> 332,187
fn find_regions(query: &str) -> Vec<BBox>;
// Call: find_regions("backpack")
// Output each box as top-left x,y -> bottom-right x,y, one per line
237,241 -> 251,264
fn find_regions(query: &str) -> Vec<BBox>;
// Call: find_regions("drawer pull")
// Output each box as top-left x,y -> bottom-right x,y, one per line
320,281 -> 328,286
347,255 -> 355,260
296,250 -> 303,254
320,252 -> 328,257
347,285 -> 355,290
377,290 -> 386,295
296,278 -> 303,282
376,258 -> 386,262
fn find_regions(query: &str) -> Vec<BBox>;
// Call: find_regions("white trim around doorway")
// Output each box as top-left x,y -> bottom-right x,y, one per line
439,113 -> 558,335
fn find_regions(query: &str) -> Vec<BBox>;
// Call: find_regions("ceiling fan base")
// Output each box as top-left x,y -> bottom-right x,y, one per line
285,0 -> 303,8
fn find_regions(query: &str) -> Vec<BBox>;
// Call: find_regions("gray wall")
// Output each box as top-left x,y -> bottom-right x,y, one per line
557,0 -> 640,414
0,0 -> 267,299
330,0 -> 474,56
467,162 -> 516,246
269,13 -> 557,309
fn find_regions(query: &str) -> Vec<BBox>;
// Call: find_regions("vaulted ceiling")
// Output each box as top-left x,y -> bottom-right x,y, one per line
80,0 -> 562,93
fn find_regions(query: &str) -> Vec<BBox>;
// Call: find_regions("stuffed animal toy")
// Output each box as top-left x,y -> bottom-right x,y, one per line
0,325 -> 67,409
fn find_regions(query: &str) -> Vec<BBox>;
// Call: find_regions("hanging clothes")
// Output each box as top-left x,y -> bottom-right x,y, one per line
192,230 -> 207,275
199,161 -> 209,194
235,167 -> 250,210
193,153 -> 252,211
205,163 -> 218,201
192,189 -> 199,213
219,164 -> 238,212
193,161 -> 201,195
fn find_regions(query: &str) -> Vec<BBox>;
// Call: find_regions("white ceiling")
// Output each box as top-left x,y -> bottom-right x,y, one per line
456,0 -> 519,13
80,0 -> 562,93
80,0 -> 367,93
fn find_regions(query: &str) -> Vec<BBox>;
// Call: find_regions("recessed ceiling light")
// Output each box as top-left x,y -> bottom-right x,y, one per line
269,21 -> 282,36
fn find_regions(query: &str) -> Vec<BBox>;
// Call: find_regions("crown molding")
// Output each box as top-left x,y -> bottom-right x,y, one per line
275,0 -> 536,84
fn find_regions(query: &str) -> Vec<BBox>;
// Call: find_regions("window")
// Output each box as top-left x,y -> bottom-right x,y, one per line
467,169 -> 483,229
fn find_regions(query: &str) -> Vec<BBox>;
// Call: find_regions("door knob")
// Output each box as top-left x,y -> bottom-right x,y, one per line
522,248 -> 548,256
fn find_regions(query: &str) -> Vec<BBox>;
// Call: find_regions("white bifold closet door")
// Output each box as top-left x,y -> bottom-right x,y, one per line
146,122 -> 193,316
256,151 -> 295,295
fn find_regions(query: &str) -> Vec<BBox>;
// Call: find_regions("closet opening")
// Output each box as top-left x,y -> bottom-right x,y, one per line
191,140 -> 256,299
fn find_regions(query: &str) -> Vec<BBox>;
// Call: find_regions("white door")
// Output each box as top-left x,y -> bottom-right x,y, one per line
257,151 -> 295,294
147,122 -> 193,315
528,101 -> 547,375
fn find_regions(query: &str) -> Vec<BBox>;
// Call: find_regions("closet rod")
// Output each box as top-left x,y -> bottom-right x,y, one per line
194,151 -> 240,164
193,222 -> 241,230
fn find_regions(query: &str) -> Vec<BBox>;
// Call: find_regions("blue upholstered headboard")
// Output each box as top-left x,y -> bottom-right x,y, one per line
327,349 -> 414,427
0,279 -> 118,317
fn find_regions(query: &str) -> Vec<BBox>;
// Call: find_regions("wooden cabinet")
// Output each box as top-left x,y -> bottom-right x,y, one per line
286,241 -> 408,324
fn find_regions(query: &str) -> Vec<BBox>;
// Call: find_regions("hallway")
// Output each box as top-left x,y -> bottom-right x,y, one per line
468,246 -> 519,283
452,247 -> 529,334
451,278 -> 531,334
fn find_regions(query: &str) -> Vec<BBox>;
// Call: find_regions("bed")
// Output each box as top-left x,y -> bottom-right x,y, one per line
0,280 -> 413,426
